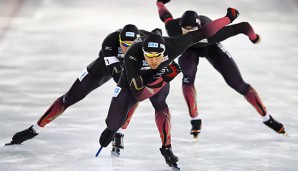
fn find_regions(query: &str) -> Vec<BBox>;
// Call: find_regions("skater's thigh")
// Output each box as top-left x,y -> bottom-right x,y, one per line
178,48 -> 199,83
150,84 -> 170,111
106,87 -> 138,131
206,44 -> 249,94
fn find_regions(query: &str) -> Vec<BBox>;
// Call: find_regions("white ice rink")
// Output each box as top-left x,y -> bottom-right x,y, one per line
1,0 -> 298,170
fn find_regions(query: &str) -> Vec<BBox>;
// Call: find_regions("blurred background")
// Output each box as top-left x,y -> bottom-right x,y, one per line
1,0 -> 298,171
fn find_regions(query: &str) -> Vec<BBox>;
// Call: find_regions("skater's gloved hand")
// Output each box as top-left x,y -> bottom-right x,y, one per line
251,34 -> 261,44
145,69 -> 163,85
157,0 -> 170,4
99,128 -> 117,147
151,28 -> 163,36
226,7 -> 239,23
162,61 -> 181,82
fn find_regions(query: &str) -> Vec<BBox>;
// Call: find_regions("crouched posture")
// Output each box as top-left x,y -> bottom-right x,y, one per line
156,0 -> 286,139
99,7 -> 240,167
7,25 -> 151,145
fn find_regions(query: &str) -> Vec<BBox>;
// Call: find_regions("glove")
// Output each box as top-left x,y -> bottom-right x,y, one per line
157,0 -> 171,4
226,7 -> 239,23
251,34 -> 261,44
162,61 -> 181,82
99,128 -> 117,147
151,28 -> 162,36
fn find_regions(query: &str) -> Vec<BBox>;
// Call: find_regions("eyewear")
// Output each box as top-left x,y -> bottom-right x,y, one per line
142,48 -> 165,58
119,35 -> 132,47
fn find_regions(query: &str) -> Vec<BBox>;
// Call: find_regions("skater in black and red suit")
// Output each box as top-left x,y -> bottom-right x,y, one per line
6,24 -> 161,146
156,0 -> 286,139
98,8 -> 239,168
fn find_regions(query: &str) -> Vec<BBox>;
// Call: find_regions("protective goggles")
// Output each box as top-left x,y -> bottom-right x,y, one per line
119,35 -> 132,47
142,48 -> 165,58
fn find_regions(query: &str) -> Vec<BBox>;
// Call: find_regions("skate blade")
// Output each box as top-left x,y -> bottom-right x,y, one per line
111,148 -> 120,157
283,132 -> 289,137
4,142 -> 20,147
169,163 -> 180,170
279,128 -> 289,137
192,134 -> 200,143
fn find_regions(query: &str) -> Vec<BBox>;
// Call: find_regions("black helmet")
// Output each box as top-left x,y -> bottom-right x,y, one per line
180,10 -> 201,28
120,24 -> 140,41
142,34 -> 165,53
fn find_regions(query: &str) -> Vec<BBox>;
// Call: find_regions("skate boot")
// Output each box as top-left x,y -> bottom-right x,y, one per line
190,119 -> 202,139
263,115 -> 287,135
160,146 -> 179,169
111,133 -> 124,157
5,125 -> 38,146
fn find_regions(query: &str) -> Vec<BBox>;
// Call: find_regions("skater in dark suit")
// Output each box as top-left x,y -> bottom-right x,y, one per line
99,8 -> 240,168
156,0 -> 286,139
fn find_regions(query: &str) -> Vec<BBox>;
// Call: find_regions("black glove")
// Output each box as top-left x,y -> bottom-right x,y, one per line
99,128 -> 117,147
151,28 -> 162,36
226,7 -> 239,23
251,34 -> 261,44
162,61 -> 181,82
157,0 -> 171,4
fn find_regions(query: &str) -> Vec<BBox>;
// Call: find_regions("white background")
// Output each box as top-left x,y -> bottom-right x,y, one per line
1,0 -> 298,170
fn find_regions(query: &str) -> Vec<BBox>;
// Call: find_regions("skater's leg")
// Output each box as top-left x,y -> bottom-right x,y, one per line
150,84 -> 171,146
37,69 -> 111,127
206,44 -> 262,114
121,102 -> 139,129
100,87 -> 138,147
178,49 -> 199,118
10,72 -> 110,145
178,49 -> 202,138
111,102 -> 139,155
206,44 -> 286,134
244,86 -> 266,116
150,84 -> 179,165
9,58 -> 112,145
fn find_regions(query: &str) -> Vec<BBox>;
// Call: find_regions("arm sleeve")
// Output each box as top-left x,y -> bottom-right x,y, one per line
208,22 -> 258,43
101,33 -> 123,83
188,16 -> 231,43
156,2 -> 174,23
165,16 -> 232,59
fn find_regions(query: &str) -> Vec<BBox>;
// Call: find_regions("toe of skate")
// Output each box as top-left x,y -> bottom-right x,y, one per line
111,147 -> 120,157
282,131 -> 289,137
169,163 -> 180,170
193,135 -> 199,142
4,141 -> 20,147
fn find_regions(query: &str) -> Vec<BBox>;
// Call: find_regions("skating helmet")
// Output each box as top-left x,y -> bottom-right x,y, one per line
180,10 -> 201,28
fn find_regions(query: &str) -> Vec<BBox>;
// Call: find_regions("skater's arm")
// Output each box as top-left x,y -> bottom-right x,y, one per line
208,22 -> 260,44
156,0 -> 174,24
102,32 -> 124,83
128,63 -> 180,101
165,8 -> 239,59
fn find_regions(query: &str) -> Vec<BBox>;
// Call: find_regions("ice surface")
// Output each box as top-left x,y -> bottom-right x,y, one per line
1,0 -> 298,171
